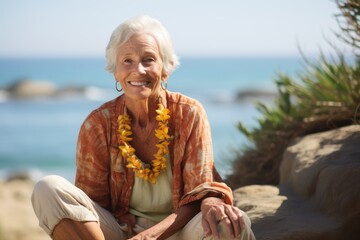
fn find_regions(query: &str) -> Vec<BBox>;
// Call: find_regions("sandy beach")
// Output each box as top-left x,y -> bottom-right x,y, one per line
0,180 -> 50,240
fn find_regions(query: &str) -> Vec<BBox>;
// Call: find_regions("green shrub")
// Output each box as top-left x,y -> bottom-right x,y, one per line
226,53 -> 360,188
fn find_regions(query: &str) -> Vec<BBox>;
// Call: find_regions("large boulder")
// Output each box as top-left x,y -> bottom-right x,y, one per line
234,125 -> 360,240
6,79 -> 56,98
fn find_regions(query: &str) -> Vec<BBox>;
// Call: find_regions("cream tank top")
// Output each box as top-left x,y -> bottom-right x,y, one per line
129,155 -> 173,222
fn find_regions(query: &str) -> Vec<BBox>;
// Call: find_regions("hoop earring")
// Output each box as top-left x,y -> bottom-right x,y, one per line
115,81 -> 123,92
161,80 -> 168,91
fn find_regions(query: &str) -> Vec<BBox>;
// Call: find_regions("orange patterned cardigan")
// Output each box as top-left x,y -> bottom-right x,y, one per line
75,91 -> 234,220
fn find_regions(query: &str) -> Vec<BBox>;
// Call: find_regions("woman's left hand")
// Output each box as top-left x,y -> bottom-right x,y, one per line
201,197 -> 245,239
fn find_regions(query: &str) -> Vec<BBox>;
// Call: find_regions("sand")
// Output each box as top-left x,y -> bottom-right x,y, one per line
0,180 -> 50,240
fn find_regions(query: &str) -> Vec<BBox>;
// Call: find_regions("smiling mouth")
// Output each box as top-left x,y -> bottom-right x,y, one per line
128,81 -> 151,86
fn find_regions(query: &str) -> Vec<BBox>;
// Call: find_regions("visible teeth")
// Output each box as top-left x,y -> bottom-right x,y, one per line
129,81 -> 149,86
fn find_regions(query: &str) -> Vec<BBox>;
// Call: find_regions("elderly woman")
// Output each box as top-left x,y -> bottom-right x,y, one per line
31,16 -> 255,240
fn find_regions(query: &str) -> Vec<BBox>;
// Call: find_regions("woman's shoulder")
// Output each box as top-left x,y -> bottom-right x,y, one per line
83,95 -> 124,123
166,91 -> 207,117
166,91 -> 203,108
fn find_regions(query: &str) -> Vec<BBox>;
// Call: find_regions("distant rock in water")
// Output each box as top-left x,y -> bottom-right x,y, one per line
54,85 -> 87,98
210,89 -> 277,104
235,89 -> 276,103
2,78 -> 103,100
6,79 -> 56,99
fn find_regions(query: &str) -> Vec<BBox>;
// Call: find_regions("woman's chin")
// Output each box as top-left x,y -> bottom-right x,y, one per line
124,90 -> 158,101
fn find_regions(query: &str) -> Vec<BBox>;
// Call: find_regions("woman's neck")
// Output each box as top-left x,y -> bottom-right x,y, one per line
125,92 -> 166,128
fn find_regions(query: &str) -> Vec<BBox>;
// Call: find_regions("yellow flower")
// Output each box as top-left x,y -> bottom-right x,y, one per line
155,130 -> 167,141
155,124 -> 170,141
152,159 -> 162,166
156,141 -> 169,150
156,104 -> 170,121
119,143 -> 135,157
118,129 -> 133,142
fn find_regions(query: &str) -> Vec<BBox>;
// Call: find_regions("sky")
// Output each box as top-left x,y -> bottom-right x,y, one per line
0,0 -> 353,58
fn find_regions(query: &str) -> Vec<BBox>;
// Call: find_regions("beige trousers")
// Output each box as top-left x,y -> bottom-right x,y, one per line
31,175 -> 255,240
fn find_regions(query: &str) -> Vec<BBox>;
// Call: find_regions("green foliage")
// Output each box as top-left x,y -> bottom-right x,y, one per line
335,0 -> 360,52
241,53 -> 360,142
227,53 -> 360,188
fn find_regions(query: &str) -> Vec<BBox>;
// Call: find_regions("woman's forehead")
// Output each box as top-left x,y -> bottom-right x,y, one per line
119,33 -> 159,53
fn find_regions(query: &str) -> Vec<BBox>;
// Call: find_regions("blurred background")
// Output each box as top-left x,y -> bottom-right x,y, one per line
0,0 -> 352,181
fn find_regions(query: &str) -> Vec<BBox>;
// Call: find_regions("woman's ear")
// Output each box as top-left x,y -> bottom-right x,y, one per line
162,71 -> 170,82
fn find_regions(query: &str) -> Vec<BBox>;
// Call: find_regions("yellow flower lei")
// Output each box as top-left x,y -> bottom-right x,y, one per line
117,103 -> 171,184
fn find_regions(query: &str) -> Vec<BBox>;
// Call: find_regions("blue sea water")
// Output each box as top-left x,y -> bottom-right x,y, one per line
0,57 -> 304,181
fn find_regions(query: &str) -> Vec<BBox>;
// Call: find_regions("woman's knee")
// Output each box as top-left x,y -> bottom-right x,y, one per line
31,175 -> 69,208
32,175 -> 66,197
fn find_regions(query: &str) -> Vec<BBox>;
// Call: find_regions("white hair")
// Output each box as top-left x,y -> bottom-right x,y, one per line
105,15 -> 180,74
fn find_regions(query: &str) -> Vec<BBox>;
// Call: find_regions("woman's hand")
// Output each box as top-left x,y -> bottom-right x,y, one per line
201,197 -> 245,239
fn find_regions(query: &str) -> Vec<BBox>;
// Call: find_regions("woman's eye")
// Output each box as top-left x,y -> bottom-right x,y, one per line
144,58 -> 155,63
124,59 -> 132,64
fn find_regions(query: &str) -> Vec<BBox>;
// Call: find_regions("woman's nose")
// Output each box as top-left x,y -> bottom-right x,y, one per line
136,62 -> 146,74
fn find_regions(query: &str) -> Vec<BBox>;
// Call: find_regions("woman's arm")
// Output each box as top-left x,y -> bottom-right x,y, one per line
130,201 -> 201,240
75,112 -> 111,209
173,100 -> 234,206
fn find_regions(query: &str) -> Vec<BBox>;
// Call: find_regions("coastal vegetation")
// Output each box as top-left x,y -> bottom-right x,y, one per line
226,0 -> 360,188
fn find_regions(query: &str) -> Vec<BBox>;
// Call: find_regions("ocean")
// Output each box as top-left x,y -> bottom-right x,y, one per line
0,57 -> 304,182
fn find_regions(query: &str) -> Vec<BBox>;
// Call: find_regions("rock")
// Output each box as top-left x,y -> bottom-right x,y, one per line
235,185 -> 339,240
6,79 -> 56,99
280,125 -> 360,216
3,79 -> 94,100
235,125 -> 360,240
235,89 -> 276,103
54,85 -> 86,98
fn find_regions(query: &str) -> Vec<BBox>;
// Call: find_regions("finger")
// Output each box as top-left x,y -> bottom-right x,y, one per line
208,211 -> 221,239
211,206 -> 233,239
238,209 -> 246,233
201,216 -> 211,236
220,207 -> 235,238
228,207 -> 245,238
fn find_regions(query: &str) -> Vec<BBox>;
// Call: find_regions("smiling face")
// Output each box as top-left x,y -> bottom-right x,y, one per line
114,33 -> 167,102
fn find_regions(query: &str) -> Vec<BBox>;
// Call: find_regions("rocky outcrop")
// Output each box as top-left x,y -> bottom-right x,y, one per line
2,79 -> 93,100
235,89 -> 276,103
235,125 -> 360,240
6,79 -> 56,98
212,89 -> 276,104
